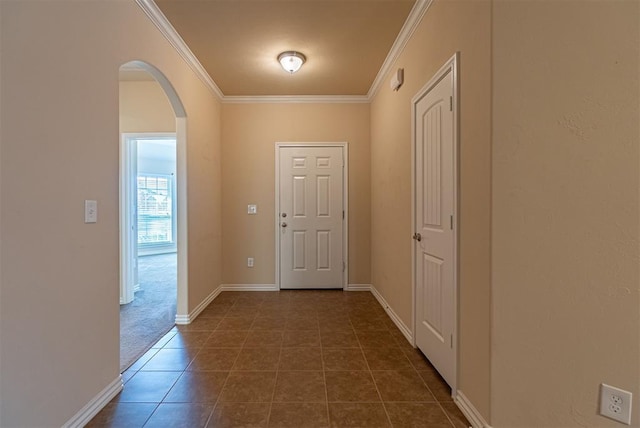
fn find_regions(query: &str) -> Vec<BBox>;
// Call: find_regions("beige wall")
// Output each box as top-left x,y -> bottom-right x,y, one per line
221,103 -> 370,286
2,1 -> 637,427
0,1 -> 221,426
186,96 -> 222,309
119,80 -> 176,133
491,1 -> 640,426
370,0 -> 492,420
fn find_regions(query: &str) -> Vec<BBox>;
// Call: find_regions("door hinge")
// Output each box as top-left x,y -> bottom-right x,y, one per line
449,96 -> 453,112
343,210 -> 345,219
343,261 -> 346,272
450,215 -> 453,230
450,334 -> 453,348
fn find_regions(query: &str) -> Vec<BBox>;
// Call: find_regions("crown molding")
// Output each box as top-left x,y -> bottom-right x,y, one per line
135,0 -> 224,100
136,0 -> 432,103
367,0 -> 433,100
222,95 -> 370,104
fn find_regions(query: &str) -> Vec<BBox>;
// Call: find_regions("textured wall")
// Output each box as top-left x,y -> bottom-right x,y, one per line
221,103 -> 371,287
0,1 -> 221,425
119,80 -> 176,133
491,1 -> 640,426
370,0 -> 492,420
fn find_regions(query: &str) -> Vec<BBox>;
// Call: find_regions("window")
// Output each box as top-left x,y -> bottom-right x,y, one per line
137,174 -> 174,247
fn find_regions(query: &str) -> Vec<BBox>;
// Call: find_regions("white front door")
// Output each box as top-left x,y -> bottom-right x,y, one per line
278,145 -> 345,289
413,58 -> 457,388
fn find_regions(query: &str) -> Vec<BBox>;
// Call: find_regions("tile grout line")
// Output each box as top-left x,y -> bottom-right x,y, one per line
264,298 -> 282,428
204,295 -> 241,426
265,348 -> 282,426
140,371 -> 183,426
357,326 -> 395,427
407,346 -> 456,428
99,292 -> 466,427
319,323 -> 331,428
140,403 -> 162,428
169,319 -> 218,427
388,309 -> 459,427
206,297 -> 252,426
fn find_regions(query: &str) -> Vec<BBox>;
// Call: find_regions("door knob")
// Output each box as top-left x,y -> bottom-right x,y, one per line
282,213 -> 287,218
412,233 -> 422,242
281,222 -> 287,228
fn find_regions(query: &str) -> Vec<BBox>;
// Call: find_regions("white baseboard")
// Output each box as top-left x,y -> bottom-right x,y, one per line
119,284 -> 141,304
175,284 -> 279,324
346,283 -> 372,291
174,314 -> 190,324
370,284 -> 413,344
220,284 -> 278,291
367,287 -> 488,428
217,284 -> 369,291
62,376 -> 123,428
455,390 -> 492,428
175,286 -> 222,324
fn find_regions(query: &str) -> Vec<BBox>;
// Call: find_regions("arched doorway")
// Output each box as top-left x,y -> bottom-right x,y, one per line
118,61 -> 188,370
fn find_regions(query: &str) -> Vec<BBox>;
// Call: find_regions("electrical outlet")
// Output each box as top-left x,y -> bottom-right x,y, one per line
247,257 -> 254,267
600,384 -> 632,425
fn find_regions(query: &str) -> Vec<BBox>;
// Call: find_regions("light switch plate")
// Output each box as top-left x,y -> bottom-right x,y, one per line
85,200 -> 98,223
248,204 -> 257,215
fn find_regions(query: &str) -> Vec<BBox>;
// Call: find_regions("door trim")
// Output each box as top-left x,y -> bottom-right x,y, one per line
120,133 -> 139,304
275,142 -> 349,290
120,132 -> 178,304
411,52 -> 459,391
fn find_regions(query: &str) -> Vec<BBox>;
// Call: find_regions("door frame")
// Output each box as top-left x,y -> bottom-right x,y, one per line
411,52 -> 460,391
120,133 -> 139,304
275,142 -> 349,290
119,132 -> 178,305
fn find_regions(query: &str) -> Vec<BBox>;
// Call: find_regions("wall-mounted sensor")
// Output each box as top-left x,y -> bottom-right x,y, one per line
390,68 -> 404,91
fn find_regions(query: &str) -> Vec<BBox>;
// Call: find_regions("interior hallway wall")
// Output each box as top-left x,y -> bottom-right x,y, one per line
370,0 -> 492,420
119,80 -> 176,133
0,1 -> 222,426
491,1 -> 640,426
221,103 -> 371,287
120,79 -> 177,194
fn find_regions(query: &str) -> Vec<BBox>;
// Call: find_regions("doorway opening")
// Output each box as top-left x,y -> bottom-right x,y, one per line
118,61 -> 188,371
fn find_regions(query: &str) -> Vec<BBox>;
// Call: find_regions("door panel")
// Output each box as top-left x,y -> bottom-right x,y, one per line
293,176 -> 306,216
317,230 -> 331,269
279,146 -> 344,289
317,176 -> 331,216
415,69 -> 456,388
293,231 -> 307,270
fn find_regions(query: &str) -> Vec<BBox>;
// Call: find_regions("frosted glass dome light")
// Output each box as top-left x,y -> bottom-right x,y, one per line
278,51 -> 306,74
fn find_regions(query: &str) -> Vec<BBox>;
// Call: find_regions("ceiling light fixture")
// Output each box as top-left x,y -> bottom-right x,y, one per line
278,51 -> 306,74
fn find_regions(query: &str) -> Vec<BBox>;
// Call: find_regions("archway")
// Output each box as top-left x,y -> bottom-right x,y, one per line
118,61 -> 188,370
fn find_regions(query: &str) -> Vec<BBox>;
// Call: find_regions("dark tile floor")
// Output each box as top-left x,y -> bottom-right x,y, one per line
89,290 -> 471,427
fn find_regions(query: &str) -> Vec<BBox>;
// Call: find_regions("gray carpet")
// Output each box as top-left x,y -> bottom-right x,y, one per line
120,253 -> 176,371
